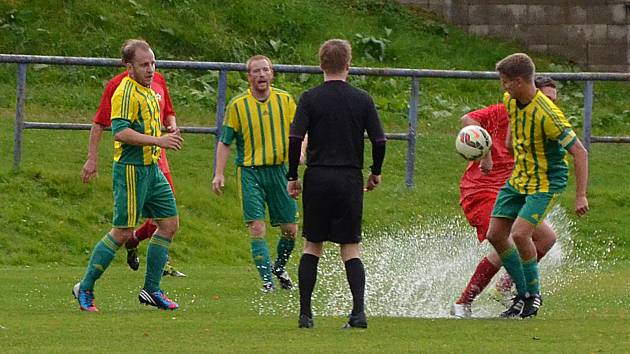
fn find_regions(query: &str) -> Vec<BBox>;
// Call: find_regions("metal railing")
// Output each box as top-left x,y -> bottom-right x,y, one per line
2,54 -> 629,187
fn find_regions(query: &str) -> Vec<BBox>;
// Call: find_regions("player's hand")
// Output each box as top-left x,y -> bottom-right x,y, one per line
157,133 -> 184,151
575,195 -> 589,217
288,180 -> 302,199
365,173 -> 381,192
479,153 -> 493,175
212,174 -> 225,195
166,125 -> 179,134
81,157 -> 98,183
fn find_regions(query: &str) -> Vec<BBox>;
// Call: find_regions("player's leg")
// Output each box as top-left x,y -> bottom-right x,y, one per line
273,223 -> 296,289
248,220 -> 275,291
453,251 -> 501,317
298,240 -> 323,328
298,166 -> 329,328
514,192 -> 560,318
487,217 -> 529,318
153,171 -> 185,277
124,219 -> 156,271
486,185 -> 529,300
240,167 -> 274,291
493,221 -> 557,303
453,194 -> 499,317
138,165 -> 179,309
532,221 -> 557,259
340,242 -> 367,329
74,162 -> 138,312
267,165 -> 299,289
74,227 -> 132,312
333,168 -> 366,329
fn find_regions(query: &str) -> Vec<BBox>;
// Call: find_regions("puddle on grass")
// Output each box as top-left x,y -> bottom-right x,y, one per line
253,206 -> 616,318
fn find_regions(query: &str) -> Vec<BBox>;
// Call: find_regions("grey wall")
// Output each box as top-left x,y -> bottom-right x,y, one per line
400,0 -> 630,72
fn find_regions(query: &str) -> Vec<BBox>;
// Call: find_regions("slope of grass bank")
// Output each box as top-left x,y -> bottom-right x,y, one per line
0,0 -> 628,265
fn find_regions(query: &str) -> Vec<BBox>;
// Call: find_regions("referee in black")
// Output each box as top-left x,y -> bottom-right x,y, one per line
287,39 -> 386,329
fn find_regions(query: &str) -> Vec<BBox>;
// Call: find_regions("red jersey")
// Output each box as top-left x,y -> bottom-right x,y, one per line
459,104 -> 514,203
94,71 -> 175,174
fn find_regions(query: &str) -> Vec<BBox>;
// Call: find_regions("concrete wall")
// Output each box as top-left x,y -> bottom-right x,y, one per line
399,0 -> 630,72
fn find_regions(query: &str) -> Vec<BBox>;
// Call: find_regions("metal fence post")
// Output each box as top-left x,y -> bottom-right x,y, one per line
582,80 -> 593,151
212,70 -> 228,176
13,63 -> 27,171
406,77 -> 419,188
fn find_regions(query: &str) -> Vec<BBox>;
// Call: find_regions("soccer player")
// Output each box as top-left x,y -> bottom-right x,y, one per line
81,47 -> 185,278
73,39 -> 184,312
212,55 -> 299,292
486,53 -> 589,318
451,76 -> 560,318
287,39 -> 386,329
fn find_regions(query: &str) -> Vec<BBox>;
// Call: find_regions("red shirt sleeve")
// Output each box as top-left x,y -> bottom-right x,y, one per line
466,104 -> 503,127
153,72 -> 175,118
93,72 -> 127,127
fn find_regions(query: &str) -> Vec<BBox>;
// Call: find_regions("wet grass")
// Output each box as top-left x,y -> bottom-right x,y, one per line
0,262 -> 627,353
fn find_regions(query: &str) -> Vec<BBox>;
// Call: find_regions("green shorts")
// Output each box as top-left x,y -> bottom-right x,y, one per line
112,162 -> 177,228
492,183 -> 560,225
237,164 -> 298,226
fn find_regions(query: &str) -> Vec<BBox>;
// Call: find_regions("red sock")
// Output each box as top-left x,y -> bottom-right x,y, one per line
457,257 -> 500,305
135,219 -> 157,241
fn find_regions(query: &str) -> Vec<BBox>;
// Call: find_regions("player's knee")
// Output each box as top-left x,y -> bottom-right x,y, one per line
156,217 -> 179,237
110,228 -> 134,244
485,230 -> 500,244
280,224 -> 297,239
511,230 -> 530,244
248,221 -> 266,237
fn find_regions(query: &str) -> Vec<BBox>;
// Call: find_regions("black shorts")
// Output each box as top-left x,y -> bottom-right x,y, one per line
302,166 -> 363,244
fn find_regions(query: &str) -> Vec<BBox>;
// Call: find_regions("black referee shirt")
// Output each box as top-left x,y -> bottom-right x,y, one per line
289,80 -> 386,170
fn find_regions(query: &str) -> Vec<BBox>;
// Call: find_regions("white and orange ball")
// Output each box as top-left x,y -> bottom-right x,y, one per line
455,125 -> 492,161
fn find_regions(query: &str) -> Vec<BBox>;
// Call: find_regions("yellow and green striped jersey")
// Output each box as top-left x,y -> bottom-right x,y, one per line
110,77 -> 161,165
504,90 -> 577,194
221,87 -> 296,167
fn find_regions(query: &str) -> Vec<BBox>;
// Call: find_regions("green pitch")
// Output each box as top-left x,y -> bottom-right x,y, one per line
0,264 -> 628,353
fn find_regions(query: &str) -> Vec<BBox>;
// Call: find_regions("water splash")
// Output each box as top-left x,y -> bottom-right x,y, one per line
253,206 -> 615,318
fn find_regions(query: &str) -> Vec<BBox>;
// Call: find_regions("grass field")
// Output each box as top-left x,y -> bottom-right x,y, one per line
1,0 -> 629,352
0,263 -> 628,353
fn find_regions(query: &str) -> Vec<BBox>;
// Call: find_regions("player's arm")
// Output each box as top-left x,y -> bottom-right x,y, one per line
161,77 -> 178,133
212,142 -> 231,195
287,136 -> 303,198
163,114 -> 178,133
212,101 -> 241,195
460,114 -> 480,128
461,112 -> 493,174
83,78 -> 119,183
113,124 -> 183,150
81,122 -> 106,183
567,138 -> 589,216
365,96 -> 386,191
287,92 -> 311,198
366,140 -> 385,191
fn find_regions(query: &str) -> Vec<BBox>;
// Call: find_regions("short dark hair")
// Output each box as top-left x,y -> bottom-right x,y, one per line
534,75 -> 556,89
246,55 -> 272,73
120,39 -> 152,64
496,53 -> 535,81
319,39 -> 352,74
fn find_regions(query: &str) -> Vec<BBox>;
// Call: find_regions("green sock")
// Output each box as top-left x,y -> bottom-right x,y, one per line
143,234 -> 171,292
80,233 -> 121,290
499,246 -> 528,297
522,257 -> 540,295
274,235 -> 295,273
251,238 -> 273,283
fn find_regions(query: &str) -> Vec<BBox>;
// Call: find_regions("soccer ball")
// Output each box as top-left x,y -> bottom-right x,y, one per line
455,125 -> 492,161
